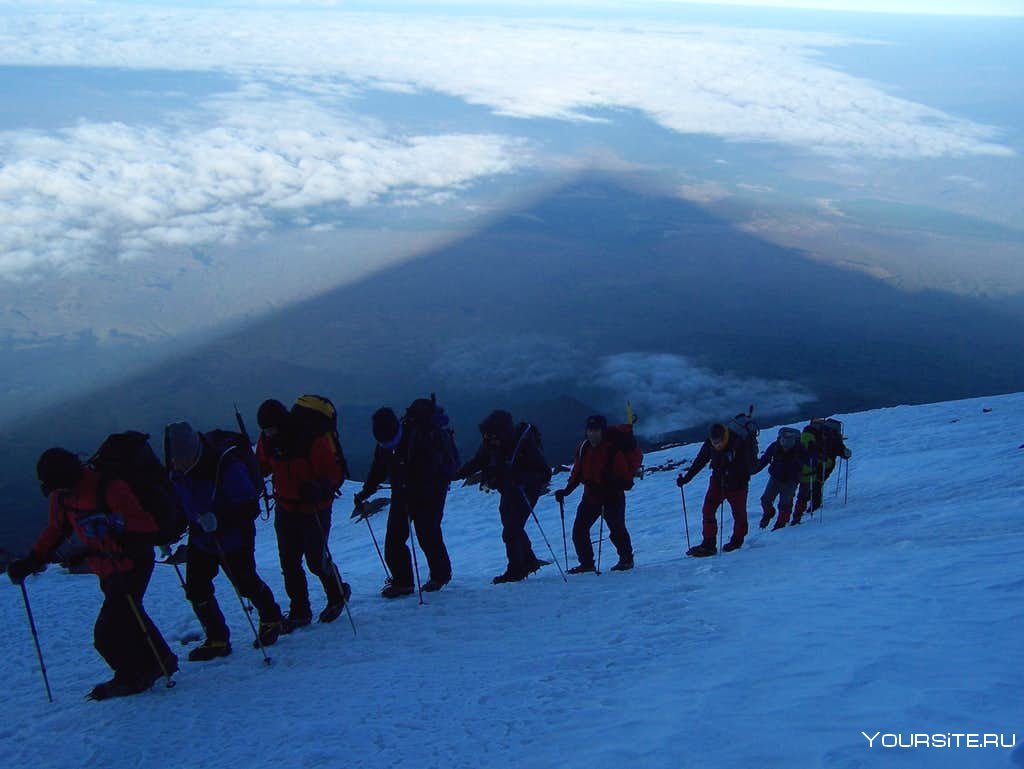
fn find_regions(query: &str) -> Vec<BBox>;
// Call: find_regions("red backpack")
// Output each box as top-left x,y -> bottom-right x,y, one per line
605,424 -> 644,489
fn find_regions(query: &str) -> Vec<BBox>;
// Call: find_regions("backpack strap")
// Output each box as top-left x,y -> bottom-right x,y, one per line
510,423 -> 533,465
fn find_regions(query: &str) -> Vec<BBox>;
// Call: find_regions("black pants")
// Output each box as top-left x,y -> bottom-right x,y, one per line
96,550 -> 174,678
385,489 -> 451,587
498,486 -> 541,576
274,508 -> 343,616
572,489 -> 632,567
186,524 -> 281,641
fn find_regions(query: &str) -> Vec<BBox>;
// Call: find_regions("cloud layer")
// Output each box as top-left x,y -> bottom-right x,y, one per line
595,352 -> 817,437
0,9 -> 1013,278
0,87 -> 526,275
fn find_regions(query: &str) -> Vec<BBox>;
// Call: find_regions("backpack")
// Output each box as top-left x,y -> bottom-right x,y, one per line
292,394 -> 349,483
582,424 -> 644,490
726,411 -> 759,474
777,427 -> 800,451
806,417 -> 844,459
403,395 -> 461,483
202,429 -> 264,518
512,422 -> 553,487
90,431 -> 187,546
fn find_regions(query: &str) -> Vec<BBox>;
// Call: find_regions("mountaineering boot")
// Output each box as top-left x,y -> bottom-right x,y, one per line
759,512 -> 773,529
567,562 -> 596,575
722,539 -> 743,553
609,557 -> 634,572
254,619 -> 282,649
139,654 -> 179,690
281,611 -> 312,634
492,568 -> 527,584
771,520 -> 787,531
421,577 -> 450,592
188,639 -> 232,662
686,541 -> 717,558
318,583 -> 353,623
381,579 -> 415,599
87,672 -> 148,701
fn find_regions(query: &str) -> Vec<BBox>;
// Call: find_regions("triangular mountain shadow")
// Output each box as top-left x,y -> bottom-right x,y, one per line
2,173 -> 1022,549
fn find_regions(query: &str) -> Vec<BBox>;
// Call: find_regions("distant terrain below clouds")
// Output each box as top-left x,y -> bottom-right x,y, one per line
0,9 -> 1015,281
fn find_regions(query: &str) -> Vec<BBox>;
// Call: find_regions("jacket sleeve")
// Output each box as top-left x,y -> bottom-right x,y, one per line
755,444 -> 773,474
563,444 -> 584,494
362,446 -> 389,495
30,494 -> 73,562
216,459 -> 260,522
310,434 -> 345,490
455,442 -> 487,479
680,441 -> 712,485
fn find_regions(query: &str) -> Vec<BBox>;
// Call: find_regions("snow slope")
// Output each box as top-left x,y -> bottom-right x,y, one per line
2,393 -> 1023,769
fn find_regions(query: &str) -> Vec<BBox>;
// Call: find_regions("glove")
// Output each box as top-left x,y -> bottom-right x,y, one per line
759,513 -> 772,529
7,555 -> 40,585
676,474 -> 688,488
353,489 -> 370,507
842,447 -> 852,460
198,512 -> 218,533
554,489 -> 567,503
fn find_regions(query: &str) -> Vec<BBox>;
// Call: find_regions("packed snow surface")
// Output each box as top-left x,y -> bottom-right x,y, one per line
3,393 -> 1023,769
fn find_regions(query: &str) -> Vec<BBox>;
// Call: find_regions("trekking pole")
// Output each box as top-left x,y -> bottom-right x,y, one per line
844,457 -> 850,506
409,515 -> 424,605
558,498 -> 568,572
124,592 -> 177,687
718,480 -> 725,555
596,510 -> 604,575
364,516 -> 390,579
19,583 -> 54,703
529,508 -> 568,582
681,488 -> 691,551
312,513 -> 357,635
212,538 -> 272,665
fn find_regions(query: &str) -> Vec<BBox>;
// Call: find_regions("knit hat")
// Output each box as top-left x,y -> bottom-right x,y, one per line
372,407 -> 400,444
166,421 -> 202,470
36,447 -> 83,496
257,399 -> 290,430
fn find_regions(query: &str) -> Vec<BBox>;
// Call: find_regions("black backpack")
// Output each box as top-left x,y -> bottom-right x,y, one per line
292,394 -> 349,483
202,429 -> 264,518
90,431 -> 187,546
726,411 -> 760,474
512,422 -> 553,487
403,395 -> 461,483
818,418 -> 845,458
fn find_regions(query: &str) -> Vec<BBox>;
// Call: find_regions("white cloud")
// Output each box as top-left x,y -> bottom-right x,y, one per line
0,88 -> 528,276
0,9 -> 1014,278
594,352 -> 817,437
0,10 -> 1010,162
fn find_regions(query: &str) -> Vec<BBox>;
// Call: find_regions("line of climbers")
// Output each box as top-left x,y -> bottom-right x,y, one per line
5,394 -> 850,701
